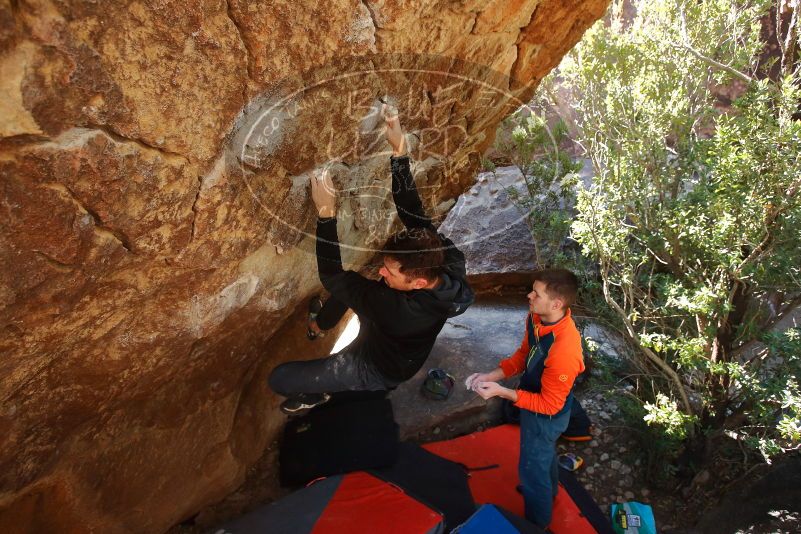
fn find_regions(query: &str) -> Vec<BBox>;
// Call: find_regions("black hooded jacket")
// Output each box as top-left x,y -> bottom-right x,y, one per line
315,155 -> 474,381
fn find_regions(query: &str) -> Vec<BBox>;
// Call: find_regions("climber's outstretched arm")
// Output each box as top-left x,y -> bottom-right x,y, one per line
382,104 -> 433,231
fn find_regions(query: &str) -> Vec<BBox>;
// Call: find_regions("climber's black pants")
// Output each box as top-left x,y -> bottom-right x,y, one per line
268,297 -> 400,396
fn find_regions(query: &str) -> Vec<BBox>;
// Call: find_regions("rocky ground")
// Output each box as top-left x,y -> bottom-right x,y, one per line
556,385 -> 688,531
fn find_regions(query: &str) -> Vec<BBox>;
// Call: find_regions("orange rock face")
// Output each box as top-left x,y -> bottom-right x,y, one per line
0,0 -> 608,531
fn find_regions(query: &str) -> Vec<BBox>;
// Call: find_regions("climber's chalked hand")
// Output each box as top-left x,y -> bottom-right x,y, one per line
310,165 -> 337,218
382,103 -> 407,157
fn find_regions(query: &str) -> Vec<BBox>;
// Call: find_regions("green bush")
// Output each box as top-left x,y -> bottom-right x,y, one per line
497,0 -> 801,465
491,108 -> 583,269
561,0 -> 801,460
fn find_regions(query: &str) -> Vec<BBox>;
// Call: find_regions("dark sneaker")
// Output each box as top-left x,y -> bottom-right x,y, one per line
306,296 -> 325,341
280,393 -> 331,415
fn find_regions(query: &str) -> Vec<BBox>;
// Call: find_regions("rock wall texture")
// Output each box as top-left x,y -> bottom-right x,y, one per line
439,161 -> 594,292
440,166 -> 539,278
0,1 -> 609,532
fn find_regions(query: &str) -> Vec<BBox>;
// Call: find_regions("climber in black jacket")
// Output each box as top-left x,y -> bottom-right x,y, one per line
269,105 -> 474,414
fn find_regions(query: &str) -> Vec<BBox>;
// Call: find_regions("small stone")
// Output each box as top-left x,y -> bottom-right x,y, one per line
433,427 -> 441,435
624,491 -> 635,500
634,459 -> 641,466
600,453 -> 610,461
641,489 -> 650,497
618,447 -> 627,454
621,465 -> 631,475
694,470 -> 710,485
610,460 -> 621,470
591,441 -> 600,448
586,466 -> 595,475
583,447 -> 593,456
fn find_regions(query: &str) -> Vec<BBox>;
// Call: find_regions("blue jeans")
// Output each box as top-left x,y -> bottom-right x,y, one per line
519,395 -> 573,528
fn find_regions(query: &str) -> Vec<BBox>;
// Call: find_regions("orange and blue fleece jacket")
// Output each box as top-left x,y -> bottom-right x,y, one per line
499,309 -> 585,416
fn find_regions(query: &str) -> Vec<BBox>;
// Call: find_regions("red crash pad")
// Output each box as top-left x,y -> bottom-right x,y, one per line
423,424 -> 598,534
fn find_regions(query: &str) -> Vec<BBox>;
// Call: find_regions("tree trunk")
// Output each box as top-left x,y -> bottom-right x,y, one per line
701,280 -> 751,461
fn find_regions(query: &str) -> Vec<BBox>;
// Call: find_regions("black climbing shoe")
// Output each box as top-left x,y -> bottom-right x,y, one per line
280,393 -> 331,415
306,296 -> 325,341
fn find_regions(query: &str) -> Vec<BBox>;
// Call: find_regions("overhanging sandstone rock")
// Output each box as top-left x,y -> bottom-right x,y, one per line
0,1 -> 609,531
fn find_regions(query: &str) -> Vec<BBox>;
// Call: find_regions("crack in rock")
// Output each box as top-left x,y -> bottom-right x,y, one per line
224,0 -> 254,89
361,0 -> 380,30
85,123 -> 189,162
47,181 -> 133,253
32,250 -> 75,271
